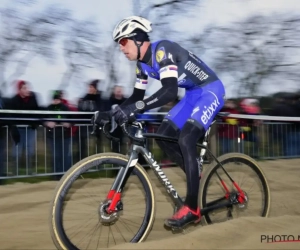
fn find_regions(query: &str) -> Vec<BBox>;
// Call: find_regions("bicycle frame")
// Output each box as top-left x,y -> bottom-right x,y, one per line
105,119 -> 245,215
105,123 -> 213,212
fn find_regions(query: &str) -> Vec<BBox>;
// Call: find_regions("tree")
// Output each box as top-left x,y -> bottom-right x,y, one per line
197,14 -> 300,97
58,18 -> 102,89
0,0 -> 70,92
140,0 -> 202,40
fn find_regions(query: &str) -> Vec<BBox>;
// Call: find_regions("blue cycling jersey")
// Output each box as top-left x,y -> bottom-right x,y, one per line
134,39 -> 225,130
135,40 -> 219,90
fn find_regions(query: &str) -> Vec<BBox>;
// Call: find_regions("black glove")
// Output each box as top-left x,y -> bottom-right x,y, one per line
91,111 -> 112,126
112,101 -> 145,125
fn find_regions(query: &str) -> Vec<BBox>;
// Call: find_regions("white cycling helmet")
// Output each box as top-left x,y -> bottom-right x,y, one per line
112,16 -> 152,42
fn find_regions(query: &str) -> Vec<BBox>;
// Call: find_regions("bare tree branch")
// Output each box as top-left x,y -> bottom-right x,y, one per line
58,17 -> 103,89
0,2 -> 70,92
191,13 -> 300,96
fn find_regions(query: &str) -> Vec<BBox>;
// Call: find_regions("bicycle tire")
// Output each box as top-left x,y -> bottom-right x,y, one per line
200,152 -> 271,224
49,153 -> 156,250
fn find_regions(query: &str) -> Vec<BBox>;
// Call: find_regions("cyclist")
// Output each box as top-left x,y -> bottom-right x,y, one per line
95,16 -> 226,229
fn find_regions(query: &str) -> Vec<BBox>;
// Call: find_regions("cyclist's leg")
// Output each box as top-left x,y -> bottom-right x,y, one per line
181,80 -> 225,210
178,121 -> 205,211
156,95 -> 194,172
165,80 -> 225,228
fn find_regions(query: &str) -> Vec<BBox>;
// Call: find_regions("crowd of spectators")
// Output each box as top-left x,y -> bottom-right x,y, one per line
0,79 -> 300,184
218,94 -> 300,158
0,79 -> 130,182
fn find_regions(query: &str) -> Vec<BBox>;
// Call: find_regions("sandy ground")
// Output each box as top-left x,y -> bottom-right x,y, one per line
0,158 -> 300,249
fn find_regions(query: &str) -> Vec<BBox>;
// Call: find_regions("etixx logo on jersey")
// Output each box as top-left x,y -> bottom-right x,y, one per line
200,91 -> 221,125
156,47 -> 167,62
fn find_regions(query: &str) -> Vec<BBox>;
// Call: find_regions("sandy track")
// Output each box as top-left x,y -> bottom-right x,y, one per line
0,159 -> 299,249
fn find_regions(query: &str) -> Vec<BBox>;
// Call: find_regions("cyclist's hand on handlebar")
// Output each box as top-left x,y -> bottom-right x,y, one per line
112,101 -> 145,125
91,110 -> 112,127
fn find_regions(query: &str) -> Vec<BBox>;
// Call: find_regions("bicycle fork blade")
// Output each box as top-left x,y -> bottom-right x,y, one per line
106,153 -> 138,213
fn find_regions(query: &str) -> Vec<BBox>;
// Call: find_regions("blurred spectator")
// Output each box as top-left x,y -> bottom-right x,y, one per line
44,90 -> 72,180
78,80 -> 103,112
109,85 -> 127,153
269,93 -> 300,157
58,90 -> 78,113
76,79 -> 109,160
239,98 -> 261,158
57,89 -> 78,164
9,80 -> 40,174
218,99 -> 240,154
283,94 -> 300,156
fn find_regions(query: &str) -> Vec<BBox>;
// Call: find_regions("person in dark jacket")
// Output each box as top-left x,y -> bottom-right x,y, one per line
9,80 -> 41,175
218,99 -> 240,154
75,79 -> 110,160
44,90 -> 72,180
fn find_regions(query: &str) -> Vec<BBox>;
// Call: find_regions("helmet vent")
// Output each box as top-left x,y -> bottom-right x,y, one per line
122,24 -> 129,32
131,20 -> 146,28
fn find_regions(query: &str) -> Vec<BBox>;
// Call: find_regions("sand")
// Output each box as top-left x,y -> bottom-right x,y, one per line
0,158 -> 300,250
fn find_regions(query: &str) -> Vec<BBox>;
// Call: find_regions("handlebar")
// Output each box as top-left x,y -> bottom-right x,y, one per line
91,111 -> 145,144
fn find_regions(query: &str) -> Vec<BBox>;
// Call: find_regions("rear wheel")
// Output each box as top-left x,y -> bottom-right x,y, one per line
49,153 -> 156,250
200,153 -> 271,224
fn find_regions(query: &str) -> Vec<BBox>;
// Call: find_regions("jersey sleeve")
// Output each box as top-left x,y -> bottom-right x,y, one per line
155,40 -> 179,80
134,62 -> 148,90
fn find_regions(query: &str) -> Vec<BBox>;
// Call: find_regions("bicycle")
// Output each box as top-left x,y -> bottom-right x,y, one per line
49,112 -> 271,250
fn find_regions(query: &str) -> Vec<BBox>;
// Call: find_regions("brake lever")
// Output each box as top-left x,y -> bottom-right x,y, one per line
90,111 -> 99,135
103,121 -> 120,142
109,116 -> 118,133
120,122 -> 145,143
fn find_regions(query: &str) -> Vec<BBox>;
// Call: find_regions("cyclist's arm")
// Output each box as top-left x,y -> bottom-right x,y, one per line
142,72 -> 178,111
120,64 -> 147,107
142,42 -> 178,111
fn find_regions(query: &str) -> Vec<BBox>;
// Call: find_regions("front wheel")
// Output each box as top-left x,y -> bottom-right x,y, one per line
200,153 -> 271,224
49,153 -> 156,250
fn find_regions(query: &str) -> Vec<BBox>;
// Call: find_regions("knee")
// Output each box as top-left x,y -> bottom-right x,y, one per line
178,128 -> 193,150
178,120 -> 205,149
155,120 -> 179,143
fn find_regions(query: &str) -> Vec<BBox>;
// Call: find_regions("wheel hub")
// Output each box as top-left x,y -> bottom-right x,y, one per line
229,191 -> 248,209
98,199 -> 122,225
237,191 -> 248,209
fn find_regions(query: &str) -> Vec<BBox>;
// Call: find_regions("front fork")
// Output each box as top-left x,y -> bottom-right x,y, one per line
105,151 -> 138,213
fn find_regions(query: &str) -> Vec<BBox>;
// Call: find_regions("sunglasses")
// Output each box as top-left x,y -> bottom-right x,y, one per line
118,38 -> 129,46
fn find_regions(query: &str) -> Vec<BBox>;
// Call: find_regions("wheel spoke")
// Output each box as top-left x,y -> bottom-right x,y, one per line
201,153 -> 270,224
49,155 -> 155,250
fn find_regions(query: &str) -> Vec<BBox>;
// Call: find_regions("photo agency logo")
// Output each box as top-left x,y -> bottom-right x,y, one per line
261,234 -> 300,243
